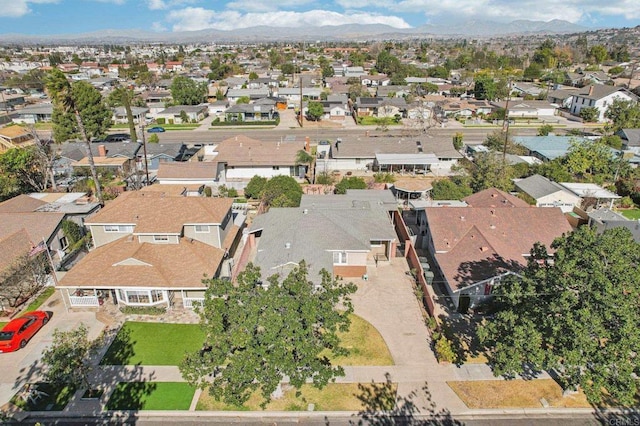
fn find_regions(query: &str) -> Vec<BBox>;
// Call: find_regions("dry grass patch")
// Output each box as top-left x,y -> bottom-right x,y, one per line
448,379 -> 591,409
196,382 -> 398,411
327,314 -> 394,366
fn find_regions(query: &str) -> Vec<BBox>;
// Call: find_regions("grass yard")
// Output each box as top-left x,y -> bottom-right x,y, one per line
621,209 -> 640,220
21,287 -> 55,313
0,322 -> 7,328
196,382 -> 397,411
106,382 -> 195,410
100,322 -> 205,366
327,314 -> 394,366
10,382 -> 75,411
448,379 -> 591,409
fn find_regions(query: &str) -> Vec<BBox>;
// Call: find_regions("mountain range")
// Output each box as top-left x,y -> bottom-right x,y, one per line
0,19 -> 590,44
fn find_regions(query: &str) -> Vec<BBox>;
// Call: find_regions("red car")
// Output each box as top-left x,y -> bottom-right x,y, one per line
0,311 -> 51,353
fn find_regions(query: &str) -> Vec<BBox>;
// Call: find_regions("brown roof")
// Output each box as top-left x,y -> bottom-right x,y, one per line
86,191 -> 233,234
0,194 -> 47,213
215,135 -> 299,167
0,212 -> 65,245
140,184 -> 204,196
72,157 -> 129,167
0,229 -> 35,273
58,236 -> 224,289
156,162 -> 216,179
463,188 -> 529,208
426,206 -> 572,290
393,178 -> 433,192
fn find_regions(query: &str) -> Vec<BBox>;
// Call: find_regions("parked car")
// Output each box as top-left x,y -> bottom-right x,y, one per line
147,126 -> 165,133
93,133 -> 131,143
0,311 -> 51,353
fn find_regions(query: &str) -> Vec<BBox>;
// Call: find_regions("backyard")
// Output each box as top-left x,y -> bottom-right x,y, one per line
621,209 -> 640,220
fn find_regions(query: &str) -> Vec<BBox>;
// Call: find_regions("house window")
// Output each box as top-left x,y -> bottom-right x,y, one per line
272,166 -> 280,170
119,289 -> 165,305
59,236 -> 68,250
153,235 -> 169,242
333,251 -> 347,264
151,290 -> 164,302
195,225 -> 210,233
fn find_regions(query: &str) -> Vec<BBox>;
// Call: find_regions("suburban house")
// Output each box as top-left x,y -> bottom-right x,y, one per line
490,100 -> 557,118
355,97 -> 407,118
0,194 -> 68,271
547,87 -> 581,109
514,174 -> 582,212
587,208 -> 640,243
569,85 -> 637,122
224,102 -> 277,122
316,135 -> 462,176
208,100 -> 230,117
204,135 -> 304,188
57,191 -> 244,309
11,104 -> 54,124
246,190 -> 398,286
617,128 -> 640,153
112,106 -> 149,125
156,162 -> 216,186
0,126 -> 36,153
226,88 -> 270,104
513,135 -> 593,162
156,105 -> 208,124
420,188 -> 572,311
559,182 -> 621,209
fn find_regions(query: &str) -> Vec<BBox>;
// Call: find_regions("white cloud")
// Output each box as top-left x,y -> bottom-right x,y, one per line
334,0 -> 640,22
151,21 -> 168,31
147,0 -> 196,11
91,0 -> 126,4
0,0 -> 57,18
166,7 -> 411,31
226,0 -> 315,13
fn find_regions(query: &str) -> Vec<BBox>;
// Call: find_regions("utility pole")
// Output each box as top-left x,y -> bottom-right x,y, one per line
139,123 -> 150,186
299,76 -> 303,128
502,78 -> 512,161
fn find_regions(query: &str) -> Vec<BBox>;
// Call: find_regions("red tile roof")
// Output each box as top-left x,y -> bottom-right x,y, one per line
463,188 -> 529,208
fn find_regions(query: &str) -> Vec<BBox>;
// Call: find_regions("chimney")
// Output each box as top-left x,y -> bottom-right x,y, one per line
98,144 -> 107,157
305,136 -> 310,152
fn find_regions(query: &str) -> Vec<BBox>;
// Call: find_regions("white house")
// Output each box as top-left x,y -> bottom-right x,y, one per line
569,85 -> 637,122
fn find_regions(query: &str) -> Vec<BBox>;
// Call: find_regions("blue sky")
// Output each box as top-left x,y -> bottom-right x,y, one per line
0,0 -> 638,35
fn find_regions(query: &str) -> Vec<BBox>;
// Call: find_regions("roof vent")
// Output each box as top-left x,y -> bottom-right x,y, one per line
460,216 -> 465,221
303,209 -> 308,214
480,246 -> 489,252
490,224 -> 496,229
285,242 -> 291,249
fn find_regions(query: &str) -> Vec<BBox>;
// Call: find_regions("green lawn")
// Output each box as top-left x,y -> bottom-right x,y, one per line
0,322 -> 7,328
100,322 -> 205,366
21,287 -> 55,314
106,382 -> 195,410
10,383 -> 76,411
621,209 -> 640,220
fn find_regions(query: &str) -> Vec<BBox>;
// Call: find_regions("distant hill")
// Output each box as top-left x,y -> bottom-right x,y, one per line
0,19 -> 591,44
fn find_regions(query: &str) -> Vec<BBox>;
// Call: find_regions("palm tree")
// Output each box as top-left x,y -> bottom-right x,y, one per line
46,69 -> 104,204
295,149 -> 315,183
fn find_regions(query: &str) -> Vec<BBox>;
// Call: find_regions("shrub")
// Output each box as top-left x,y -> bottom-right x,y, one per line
203,186 -> 212,197
373,172 -> 395,183
315,172 -> 334,185
119,306 -> 166,315
434,335 -> 457,363
619,196 -> 635,208
147,134 -> 159,144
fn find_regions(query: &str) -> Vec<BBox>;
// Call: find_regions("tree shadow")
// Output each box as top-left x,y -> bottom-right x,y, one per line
98,324 -> 136,366
349,373 -> 464,425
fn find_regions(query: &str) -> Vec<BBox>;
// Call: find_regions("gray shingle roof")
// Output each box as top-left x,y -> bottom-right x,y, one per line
514,174 -> 569,200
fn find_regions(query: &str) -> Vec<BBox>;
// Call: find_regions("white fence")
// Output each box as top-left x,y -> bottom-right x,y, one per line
183,298 -> 205,309
69,296 -> 99,306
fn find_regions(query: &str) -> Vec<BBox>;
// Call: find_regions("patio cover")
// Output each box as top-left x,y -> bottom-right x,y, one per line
375,153 -> 439,165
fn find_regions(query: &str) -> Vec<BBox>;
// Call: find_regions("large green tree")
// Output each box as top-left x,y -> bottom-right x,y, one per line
41,324 -> 103,393
469,153 -> 513,193
170,75 -> 207,105
0,146 -> 47,194
604,99 -> 640,133
431,177 -> 472,200
261,175 -> 303,207
473,74 -> 498,101
478,227 -> 640,406
46,69 -> 108,204
180,262 -> 356,407
307,101 -> 324,121
564,138 -> 615,181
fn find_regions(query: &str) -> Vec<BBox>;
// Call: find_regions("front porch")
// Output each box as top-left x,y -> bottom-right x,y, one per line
61,287 -> 206,310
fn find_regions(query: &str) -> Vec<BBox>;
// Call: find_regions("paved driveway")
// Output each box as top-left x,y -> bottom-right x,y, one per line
0,289 -> 105,407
